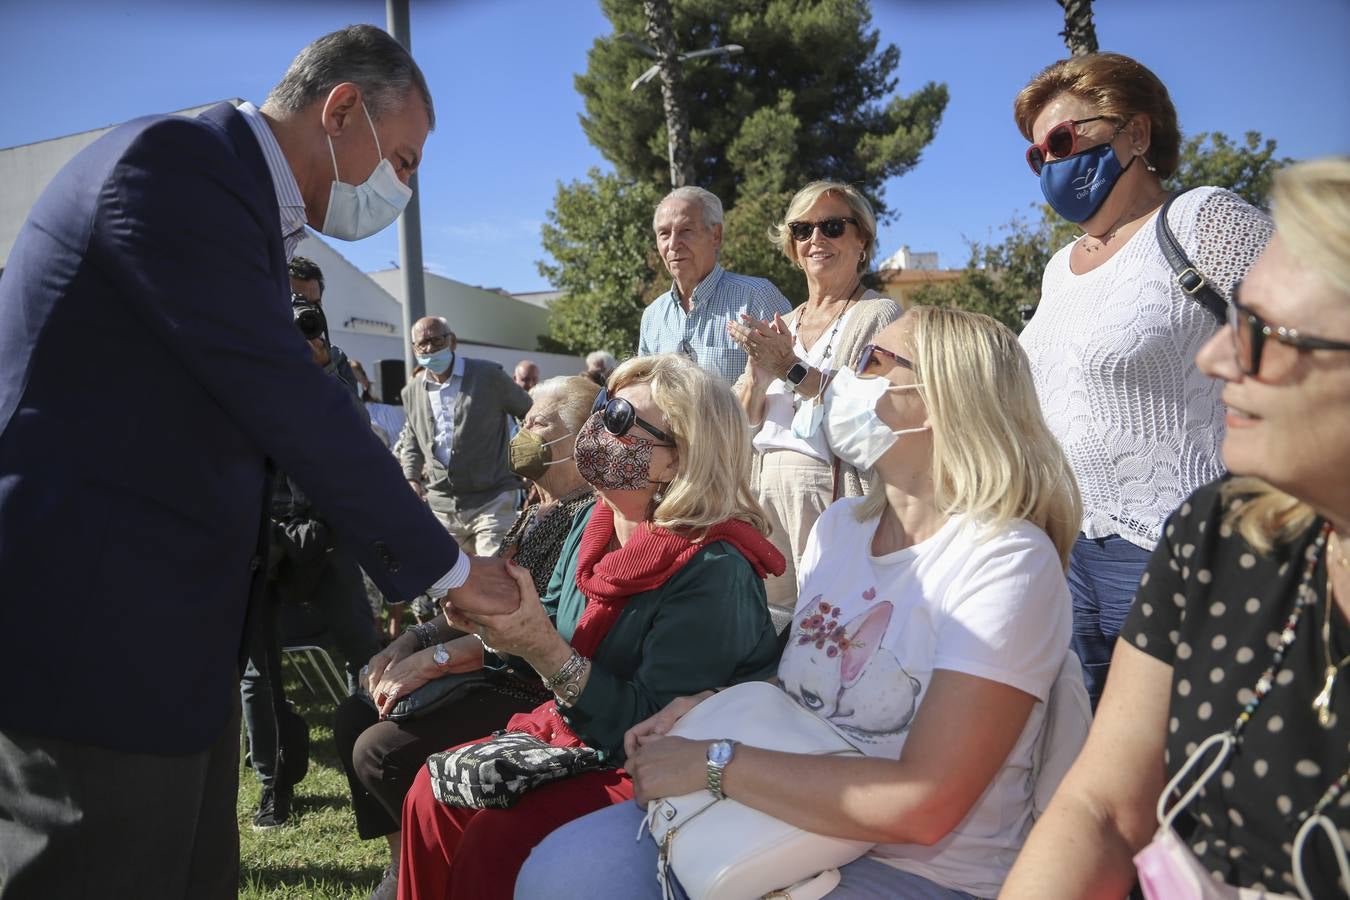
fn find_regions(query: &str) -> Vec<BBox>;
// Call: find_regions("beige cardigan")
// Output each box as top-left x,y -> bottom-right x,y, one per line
736,289 -> 903,498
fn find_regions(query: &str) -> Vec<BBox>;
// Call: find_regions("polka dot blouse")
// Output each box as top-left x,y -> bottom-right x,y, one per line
1122,478 -> 1349,894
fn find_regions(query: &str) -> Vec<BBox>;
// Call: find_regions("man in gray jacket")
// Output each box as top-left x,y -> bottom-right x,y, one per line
399,316 -> 532,555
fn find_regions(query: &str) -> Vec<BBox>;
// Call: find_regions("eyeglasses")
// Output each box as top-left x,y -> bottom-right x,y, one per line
856,343 -> 914,376
1227,291 -> 1350,377
413,332 -> 450,352
601,397 -> 676,446
1025,116 -> 1120,175
787,217 -> 858,242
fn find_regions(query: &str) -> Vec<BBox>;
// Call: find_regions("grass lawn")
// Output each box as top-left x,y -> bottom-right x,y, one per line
237,657 -> 388,900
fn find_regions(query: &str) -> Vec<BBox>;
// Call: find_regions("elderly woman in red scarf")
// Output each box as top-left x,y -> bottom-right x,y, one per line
395,353 -> 785,900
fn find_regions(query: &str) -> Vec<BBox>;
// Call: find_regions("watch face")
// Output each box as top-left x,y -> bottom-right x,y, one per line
433,644 -> 449,665
708,740 -> 734,765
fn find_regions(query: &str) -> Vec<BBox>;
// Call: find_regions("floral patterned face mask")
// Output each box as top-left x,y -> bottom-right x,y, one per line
573,411 -> 668,492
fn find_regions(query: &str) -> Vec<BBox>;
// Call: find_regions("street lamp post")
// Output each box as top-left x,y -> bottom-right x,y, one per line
387,0 -> 426,376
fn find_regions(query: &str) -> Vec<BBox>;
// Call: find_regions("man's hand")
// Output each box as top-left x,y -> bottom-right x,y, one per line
444,556 -> 521,617
307,337 -> 331,367
407,479 -> 427,501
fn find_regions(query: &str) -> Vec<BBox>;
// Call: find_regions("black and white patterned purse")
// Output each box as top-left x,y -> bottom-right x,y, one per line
426,731 -> 607,810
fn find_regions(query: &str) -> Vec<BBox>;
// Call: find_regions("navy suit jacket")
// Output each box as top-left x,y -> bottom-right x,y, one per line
0,103 -> 461,754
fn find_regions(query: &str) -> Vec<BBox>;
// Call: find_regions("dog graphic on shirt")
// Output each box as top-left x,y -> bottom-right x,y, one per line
779,597 -> 921,745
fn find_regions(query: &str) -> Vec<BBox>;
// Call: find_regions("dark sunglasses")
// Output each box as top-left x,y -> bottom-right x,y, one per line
600,397 -> 676,446
856,343 -> 914,375
1228,290 -> 1350,377
787,217 -> 858,242
1025,116 -> 1119,175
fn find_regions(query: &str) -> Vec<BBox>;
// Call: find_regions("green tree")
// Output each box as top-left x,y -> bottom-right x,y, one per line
538,0 -> 947,354
1168,131 -> 1291,209
537,169 -> 663,356
910,212 -> 1055,331
914,131 -> 1290,328
577,0 -> 947,216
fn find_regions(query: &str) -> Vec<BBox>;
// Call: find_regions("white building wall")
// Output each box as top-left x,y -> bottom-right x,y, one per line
369,269 -> 552,351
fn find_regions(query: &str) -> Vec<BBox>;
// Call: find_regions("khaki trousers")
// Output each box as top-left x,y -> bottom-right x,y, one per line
754,448 -> 834,616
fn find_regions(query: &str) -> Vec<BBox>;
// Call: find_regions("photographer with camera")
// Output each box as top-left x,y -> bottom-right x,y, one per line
240,258 -> 384,830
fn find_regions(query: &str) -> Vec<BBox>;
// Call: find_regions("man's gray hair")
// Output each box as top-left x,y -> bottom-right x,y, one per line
586,350 -> 617,372
655,186 -> 723,229
265,25 -> 435,129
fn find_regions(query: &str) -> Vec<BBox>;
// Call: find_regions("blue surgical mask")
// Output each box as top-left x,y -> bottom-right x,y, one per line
1039,141 -> 1136,223
416,348 -> 453,374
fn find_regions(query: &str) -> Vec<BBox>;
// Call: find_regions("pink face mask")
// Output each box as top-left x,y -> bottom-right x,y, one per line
1133,732 -> 1340,900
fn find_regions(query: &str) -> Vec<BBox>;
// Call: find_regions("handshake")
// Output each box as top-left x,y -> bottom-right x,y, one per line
447,555 -> 525,617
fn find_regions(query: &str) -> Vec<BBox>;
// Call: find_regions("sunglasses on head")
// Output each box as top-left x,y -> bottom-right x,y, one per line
1025,115 -> 1120,175
1227,286 -> 1350,377
787,217 -> 858,242
856,343 -> 914,375
600,396 -> 676,446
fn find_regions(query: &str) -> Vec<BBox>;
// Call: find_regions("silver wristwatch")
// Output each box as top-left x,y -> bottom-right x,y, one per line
431,643 -> 451,667
706,739 -> 736,799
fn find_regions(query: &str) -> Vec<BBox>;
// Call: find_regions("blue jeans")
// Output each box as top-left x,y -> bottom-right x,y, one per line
1066,534 -> 1152,710
515,800 -> 982,900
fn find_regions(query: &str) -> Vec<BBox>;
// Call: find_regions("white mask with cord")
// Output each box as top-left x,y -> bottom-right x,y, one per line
320,101 -> 413,241
820,366 -> 928,471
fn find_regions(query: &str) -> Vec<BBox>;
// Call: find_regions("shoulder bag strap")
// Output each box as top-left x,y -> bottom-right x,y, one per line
1155,191 -> 1228,325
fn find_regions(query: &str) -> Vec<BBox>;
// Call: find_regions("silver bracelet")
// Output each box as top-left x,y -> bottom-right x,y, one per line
409,621 -> 438,651
553,658 -> 590,708
542,649 -> 586,690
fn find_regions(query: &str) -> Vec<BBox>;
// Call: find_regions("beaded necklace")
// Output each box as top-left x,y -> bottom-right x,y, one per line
1220,522 -> 1350,826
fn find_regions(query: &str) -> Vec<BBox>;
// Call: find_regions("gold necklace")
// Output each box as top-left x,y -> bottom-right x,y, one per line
1312,532 -> 1350,728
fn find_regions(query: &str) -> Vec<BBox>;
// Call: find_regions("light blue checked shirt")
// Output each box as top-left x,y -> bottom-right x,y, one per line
639,264 -> 792,383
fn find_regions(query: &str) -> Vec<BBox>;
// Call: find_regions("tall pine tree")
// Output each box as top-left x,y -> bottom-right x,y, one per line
539,0 -> 946,356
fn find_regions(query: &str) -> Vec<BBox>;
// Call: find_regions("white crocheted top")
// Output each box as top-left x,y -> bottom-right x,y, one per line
1020,187 -> 1272,551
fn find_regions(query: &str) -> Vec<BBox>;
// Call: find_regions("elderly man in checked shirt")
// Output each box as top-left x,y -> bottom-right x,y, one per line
639,187 -> 792,383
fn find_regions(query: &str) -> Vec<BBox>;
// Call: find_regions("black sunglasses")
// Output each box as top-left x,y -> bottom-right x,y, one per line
600,397 -> 676,446
787,217 -> 858,242
1228,289 -> 1350,377
856,343 -> 914,375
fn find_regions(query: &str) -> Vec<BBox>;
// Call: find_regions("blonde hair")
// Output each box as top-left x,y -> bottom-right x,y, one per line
1013,52 -> 1181,179
855,306 -> 1081,568
1220,156 -> 1350,552
608,354 -> 769,538
770,181 -> 878,274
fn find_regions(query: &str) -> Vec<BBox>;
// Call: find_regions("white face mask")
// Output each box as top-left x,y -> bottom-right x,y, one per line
822,366 -> 928,470
320,102 -> 413,241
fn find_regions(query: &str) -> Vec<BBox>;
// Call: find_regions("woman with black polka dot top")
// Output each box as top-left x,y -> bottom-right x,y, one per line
1003,157 -> 1350,898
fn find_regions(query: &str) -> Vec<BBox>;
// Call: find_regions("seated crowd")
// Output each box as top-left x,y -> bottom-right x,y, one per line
271,54 -> 1346,900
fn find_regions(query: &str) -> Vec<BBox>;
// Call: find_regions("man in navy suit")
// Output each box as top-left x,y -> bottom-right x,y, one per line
0,26 -> 516,899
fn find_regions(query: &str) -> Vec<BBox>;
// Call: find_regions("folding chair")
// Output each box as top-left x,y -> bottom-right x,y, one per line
281,643 -> 347,705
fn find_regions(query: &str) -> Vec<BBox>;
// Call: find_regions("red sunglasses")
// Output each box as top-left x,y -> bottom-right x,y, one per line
1025,116 -> 1117,175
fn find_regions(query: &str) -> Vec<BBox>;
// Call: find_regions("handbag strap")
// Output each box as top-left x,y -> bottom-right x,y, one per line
1155,191 -> 1228,325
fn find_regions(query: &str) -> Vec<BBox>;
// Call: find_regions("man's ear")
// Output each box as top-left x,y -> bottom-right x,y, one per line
320,82 -> 363,137
710,222 -> 724,252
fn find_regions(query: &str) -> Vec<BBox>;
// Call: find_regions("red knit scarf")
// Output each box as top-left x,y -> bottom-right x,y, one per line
506,501 -> 785,747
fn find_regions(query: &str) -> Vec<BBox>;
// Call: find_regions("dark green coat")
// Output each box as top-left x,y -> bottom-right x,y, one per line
541,502 -> 780,765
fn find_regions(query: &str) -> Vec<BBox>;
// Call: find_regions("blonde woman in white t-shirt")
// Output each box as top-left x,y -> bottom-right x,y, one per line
1014,52 -> 1272,708
516,306 -> 1083,900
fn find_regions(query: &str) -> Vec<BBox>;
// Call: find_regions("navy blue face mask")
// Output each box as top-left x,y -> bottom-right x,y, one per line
1039,141 -> 1136,223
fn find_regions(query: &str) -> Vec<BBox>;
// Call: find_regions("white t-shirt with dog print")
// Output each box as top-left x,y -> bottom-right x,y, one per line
778,497 -> 1071,898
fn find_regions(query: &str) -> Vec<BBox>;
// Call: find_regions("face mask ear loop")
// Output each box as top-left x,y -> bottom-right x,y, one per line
362,101 -> 384,160
1155,731 -> 1234,830
1292,813 -> 1349,900
326,131 -> 341,182
542,432 -> 573,448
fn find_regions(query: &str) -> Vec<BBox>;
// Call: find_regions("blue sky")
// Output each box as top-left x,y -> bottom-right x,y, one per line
4,0 -> 1347,293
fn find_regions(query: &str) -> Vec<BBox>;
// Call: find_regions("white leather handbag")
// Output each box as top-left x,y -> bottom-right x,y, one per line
641,681 -> 874,900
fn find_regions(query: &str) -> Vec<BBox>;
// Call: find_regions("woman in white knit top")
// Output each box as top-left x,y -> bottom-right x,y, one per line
1014,53 -> 1272,706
